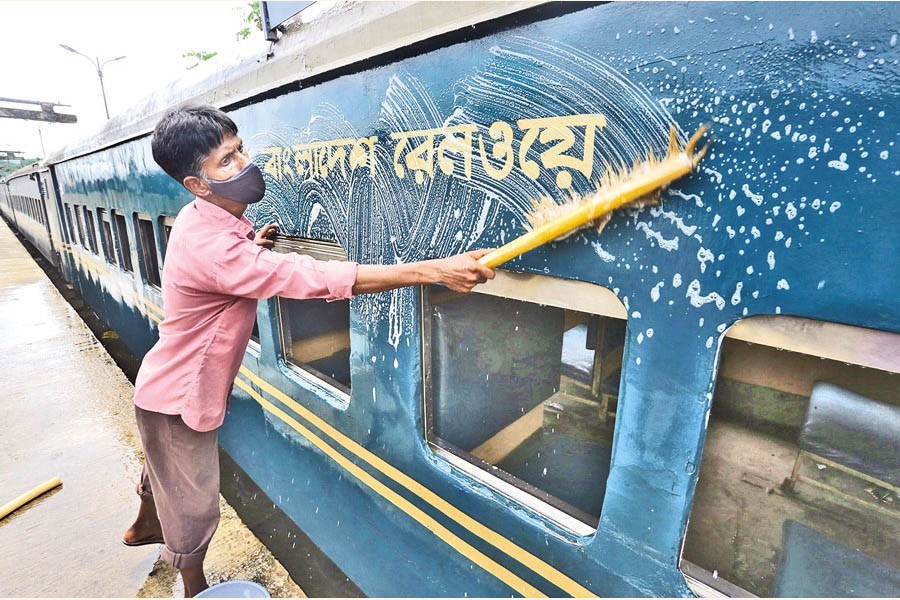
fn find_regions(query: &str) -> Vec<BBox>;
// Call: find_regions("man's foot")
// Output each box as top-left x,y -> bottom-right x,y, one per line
122,532 -> 165,547
123,495 -> 164,546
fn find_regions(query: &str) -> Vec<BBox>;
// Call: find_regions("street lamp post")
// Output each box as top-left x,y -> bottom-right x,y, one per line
59,44 -> 126,120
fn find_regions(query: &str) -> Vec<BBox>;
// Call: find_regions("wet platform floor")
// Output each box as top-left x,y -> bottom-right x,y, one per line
0,218 -> 303,597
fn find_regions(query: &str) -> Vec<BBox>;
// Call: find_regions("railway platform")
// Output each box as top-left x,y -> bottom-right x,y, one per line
0,218 -> 303,597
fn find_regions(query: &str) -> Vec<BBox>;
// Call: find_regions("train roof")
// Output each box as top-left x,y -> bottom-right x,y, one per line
43,1 -> 542,166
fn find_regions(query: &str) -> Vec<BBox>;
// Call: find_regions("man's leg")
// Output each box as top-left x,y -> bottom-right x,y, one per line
180,565 -> 209,598
123,466 -> 164,545
134,405 -> 220,597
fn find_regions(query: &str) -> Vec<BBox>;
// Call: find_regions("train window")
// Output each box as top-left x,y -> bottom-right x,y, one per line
82,207 -> 99,255
248,317 -> 261,350
64,205 -> 78,246
113,211 -> 134,272
680,317 -> 900,598
158,215 -> 176,260
423,274 -> 627,530
274,238 -> 351,399
73,205 -> 87,249
97,209 -> 118,267
135,213 -> 161,288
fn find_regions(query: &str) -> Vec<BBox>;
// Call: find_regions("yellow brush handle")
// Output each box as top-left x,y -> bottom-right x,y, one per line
0,476 -> 62,520
478,154 -> 696,270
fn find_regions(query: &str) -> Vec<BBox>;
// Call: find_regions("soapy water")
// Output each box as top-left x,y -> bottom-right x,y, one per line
247,37 -> 685,334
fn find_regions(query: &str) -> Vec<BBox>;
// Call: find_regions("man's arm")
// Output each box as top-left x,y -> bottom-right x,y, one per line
353,249 -> 495,295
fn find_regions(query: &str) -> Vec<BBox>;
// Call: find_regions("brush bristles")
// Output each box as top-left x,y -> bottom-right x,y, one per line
524,123 -> 709,240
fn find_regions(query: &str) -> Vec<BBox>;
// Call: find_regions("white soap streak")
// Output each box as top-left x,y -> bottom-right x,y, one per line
686,279 -> 726,310
636,222 -> 679,251
697,247 -> 715,273
668,188 -> 704,208
591,241 -> 616,262
307,203 -> 323,237
703,167 -> 723,184
731,282 -> 743,305
741,183 -> 764,206
651,206 -> 698,236
828,152 -> 849,171
387,288 -> 403,350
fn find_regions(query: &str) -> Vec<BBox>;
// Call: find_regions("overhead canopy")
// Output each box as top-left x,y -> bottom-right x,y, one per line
0,97 -> 77,124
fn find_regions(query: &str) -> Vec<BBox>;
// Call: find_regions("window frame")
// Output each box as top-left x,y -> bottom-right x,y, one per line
73,205 -> 87,250
96,208 -> 118,267
273,237 -> 352,405
82,206 -> 99,255
112,210 -> 134,273
421,271 -> 628,536
158,214 -> 176,261
134,212 -> 162,288
63,204 -> 78,245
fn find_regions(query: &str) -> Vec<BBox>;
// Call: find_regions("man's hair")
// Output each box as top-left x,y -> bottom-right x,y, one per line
151,105 -> 238,183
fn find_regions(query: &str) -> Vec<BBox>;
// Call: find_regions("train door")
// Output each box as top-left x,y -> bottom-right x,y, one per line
37,168 -> 63,269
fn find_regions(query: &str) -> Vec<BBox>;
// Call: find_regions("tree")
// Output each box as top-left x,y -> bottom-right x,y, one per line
0,158 -> 38,178
182,50 -> 219,70
181,2 -> 262,70
237,1 -> 263,41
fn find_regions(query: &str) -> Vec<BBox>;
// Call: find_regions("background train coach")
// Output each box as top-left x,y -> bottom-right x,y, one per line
2,2 -> 898,597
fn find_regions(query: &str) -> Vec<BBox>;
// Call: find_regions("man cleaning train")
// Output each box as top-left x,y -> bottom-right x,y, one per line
121,105 -> 495,597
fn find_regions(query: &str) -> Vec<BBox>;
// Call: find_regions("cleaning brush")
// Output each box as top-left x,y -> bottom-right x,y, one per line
477,124 -> 710,269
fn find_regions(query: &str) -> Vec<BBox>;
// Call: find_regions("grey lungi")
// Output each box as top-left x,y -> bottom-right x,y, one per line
134,405 -> 220,568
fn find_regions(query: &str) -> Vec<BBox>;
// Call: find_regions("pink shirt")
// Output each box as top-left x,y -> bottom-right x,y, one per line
133,199 -> 358,432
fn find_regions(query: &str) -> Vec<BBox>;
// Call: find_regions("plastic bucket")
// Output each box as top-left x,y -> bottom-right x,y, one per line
194,580 -> 271,598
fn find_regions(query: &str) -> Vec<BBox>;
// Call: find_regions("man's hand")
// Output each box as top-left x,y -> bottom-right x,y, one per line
433,249 -> 496,293
254,223 -> 278,248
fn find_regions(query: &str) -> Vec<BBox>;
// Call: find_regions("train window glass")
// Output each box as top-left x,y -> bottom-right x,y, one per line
135,214 -> 161,288
97,209 -> 118,266
73,205 -> 87,249
423,278 -> 627,528
274,238 -> 351,399
248,317 -> 261,351
64,205 -> 78,245
82,207 -> 99,254
158,215 -> 176,260
113,211 -> 133,272
680,318 -> 900,598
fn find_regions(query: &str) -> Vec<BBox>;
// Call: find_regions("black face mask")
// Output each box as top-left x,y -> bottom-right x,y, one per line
205,162 -> 266,204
